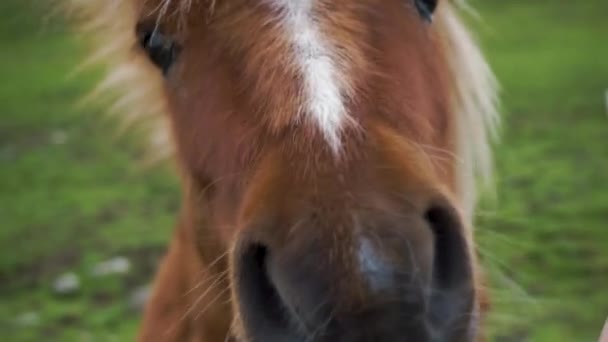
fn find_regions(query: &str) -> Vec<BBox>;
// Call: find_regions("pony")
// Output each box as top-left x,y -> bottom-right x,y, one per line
69,0 -> 499,340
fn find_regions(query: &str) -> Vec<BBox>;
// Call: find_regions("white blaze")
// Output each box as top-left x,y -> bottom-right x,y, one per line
269,0 -> 349,152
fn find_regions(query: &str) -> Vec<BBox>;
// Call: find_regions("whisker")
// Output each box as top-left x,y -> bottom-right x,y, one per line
224,319 -> 238,342
184,271 -> 230,317
194,286 -> 232,320
417,143 -> 464,164
181,250 -> 230,296
306,302 -> 336,342
199,171 -> 247,196
183,267 -> 230,298
164,270 -> 230,337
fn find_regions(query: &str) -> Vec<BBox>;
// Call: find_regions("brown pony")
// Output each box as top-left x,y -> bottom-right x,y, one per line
71,0 -> 499,340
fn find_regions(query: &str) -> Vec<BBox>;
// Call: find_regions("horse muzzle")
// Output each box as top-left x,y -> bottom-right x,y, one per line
232,194 -> 477,342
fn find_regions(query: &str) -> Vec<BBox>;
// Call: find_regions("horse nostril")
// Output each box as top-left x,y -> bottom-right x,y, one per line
235,241 -> 310,341
234,243 -> 291,338
425,205 -> 471,289
424,204 -> 476,335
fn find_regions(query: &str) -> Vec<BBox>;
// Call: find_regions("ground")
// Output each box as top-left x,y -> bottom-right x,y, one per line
1,0 -> 607,341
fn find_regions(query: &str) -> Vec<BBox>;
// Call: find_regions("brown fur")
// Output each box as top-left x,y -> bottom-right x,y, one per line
67,0 -> 499,340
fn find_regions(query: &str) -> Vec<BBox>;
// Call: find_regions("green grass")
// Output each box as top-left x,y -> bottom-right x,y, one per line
1,0 -> 607,341
471,1 -> 608,341
0,1 -> 178,340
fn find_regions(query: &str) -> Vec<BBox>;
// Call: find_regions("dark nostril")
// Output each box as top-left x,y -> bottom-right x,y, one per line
425,206 -> 471,289
424,204 -> 475,334
235,243 -> 291,338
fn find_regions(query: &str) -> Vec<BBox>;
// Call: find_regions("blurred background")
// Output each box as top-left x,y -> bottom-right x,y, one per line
1,0 -> 607,341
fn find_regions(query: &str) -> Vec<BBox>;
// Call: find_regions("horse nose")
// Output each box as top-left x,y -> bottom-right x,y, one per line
233,200 -> 476,341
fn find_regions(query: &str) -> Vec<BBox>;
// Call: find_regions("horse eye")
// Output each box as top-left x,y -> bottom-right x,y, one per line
138,30 -> 180,75
414,0 -> 438,22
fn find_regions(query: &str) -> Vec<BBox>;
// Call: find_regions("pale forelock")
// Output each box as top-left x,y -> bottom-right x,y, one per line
70,0 -> 499,220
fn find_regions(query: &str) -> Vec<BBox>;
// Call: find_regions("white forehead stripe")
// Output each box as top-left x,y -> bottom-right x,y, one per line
269,0 -> 349,152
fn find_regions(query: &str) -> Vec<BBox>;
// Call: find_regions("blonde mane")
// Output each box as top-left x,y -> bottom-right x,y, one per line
437,5 -> 500,222
69,0 -> 499,222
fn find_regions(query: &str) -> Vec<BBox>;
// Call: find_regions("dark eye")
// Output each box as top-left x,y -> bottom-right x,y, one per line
414,0 -> 438,22
138,30 -> 180,75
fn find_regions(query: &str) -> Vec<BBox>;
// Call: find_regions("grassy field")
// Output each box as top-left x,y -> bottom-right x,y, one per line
1,0 -> 607,341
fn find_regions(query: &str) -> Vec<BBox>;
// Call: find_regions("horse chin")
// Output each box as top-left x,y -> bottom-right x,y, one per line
233,319 -> 477,342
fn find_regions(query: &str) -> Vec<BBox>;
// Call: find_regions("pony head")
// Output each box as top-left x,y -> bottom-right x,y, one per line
74,0 -> 499,340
